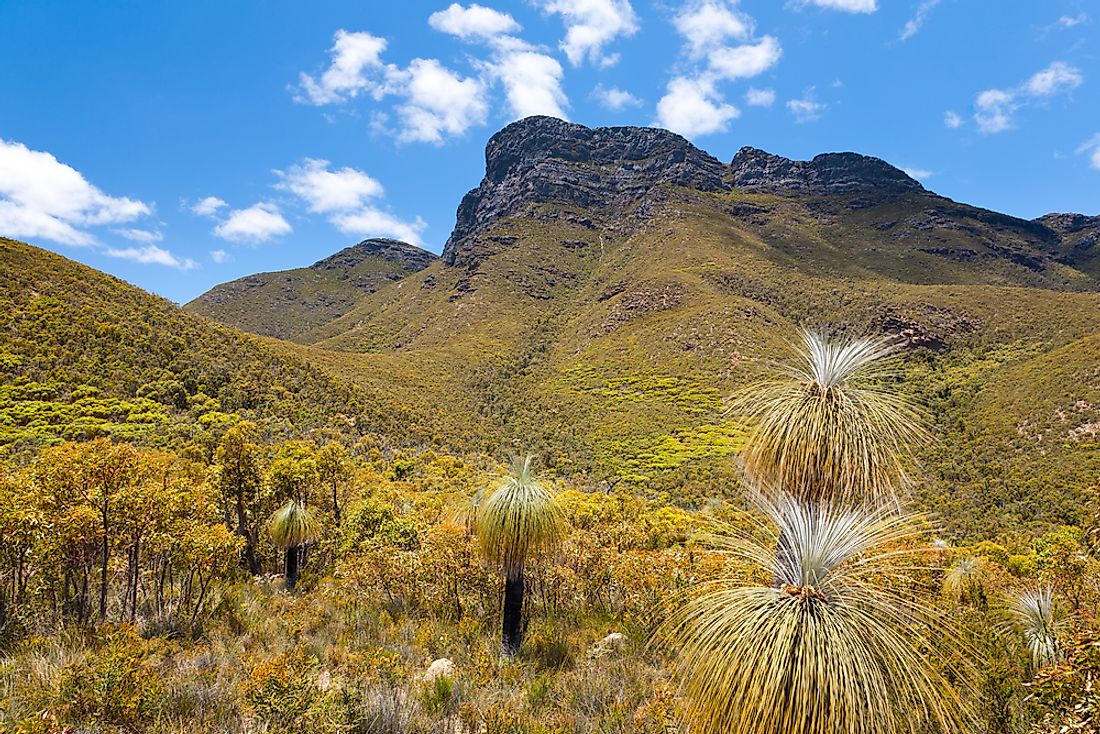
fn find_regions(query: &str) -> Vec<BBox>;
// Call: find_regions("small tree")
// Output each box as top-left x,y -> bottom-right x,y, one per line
316,442 -> 350,525
266,500 -> 321,591
473,456 -> 567,655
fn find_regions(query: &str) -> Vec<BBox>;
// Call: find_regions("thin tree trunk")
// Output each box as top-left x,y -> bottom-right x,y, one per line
331,479 -> 341,526
502,569 -> 524,656
99,502 -> 109,622
284,546 -> 300,591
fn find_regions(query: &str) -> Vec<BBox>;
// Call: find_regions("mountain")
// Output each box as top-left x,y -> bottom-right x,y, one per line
185,238 -> 437,342
0,237 -> 431,454
8,117 -> 1100,536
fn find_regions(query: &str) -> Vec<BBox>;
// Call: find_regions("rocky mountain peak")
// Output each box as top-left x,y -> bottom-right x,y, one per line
311,238 -> 437,273
729,146 -> 924,195
443,116 -> 729,266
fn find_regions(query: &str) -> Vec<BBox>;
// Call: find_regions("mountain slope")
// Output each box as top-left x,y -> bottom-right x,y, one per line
0,237 -> 424,453
185,238 -> 437,342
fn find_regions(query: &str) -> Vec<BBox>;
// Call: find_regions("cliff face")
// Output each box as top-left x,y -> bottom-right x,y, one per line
728,146 -> 924,195
442,116 -> 729,265
442,117 -> 940,267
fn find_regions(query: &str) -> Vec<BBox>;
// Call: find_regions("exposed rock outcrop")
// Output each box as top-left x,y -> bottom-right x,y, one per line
443,116 -> 729,266
312,238 -> 437,274
729,147 -> 924,195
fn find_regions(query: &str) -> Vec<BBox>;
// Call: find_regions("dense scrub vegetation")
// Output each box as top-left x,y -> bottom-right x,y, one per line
0,402 -> 1096,732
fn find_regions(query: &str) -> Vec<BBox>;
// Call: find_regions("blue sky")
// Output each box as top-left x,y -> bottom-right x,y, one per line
0,0 -> 1097,303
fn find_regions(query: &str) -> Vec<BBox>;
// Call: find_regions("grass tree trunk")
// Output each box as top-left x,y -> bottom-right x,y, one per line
284,545 -> 300,592
502,569 -> 524,655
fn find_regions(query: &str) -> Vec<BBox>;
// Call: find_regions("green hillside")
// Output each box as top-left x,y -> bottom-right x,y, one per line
0,238 -> 412,456
185,238 -> 437,342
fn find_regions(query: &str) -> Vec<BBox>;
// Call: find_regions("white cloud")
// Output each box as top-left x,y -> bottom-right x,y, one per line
0,138 -> 151,246
901,166 -> 933,181
191,196 -> 226,217
390,58 -> 489,143
275,158 -> 427,245
974,89 -> 1014,133
745,87 -> 776,106
591,84 -> 641,110
707,35 -> 782,80
539,0 -> 639,67
1023,61 -> 1083,96
296,30 -> 388,105
104,244 -> 197,270
787,90 -> 825,123
213,202 -> 292,244
674,1 -> 754,59
428,3 -> 520,39
114,227 -> 163,243
655,77 -> 739,138
943,110 -> 963,128
971,61 -> 1083,134
489,48 -> 570,119
210,249 -> 231,264
801,0 -> 877,12
275,158 -> 384,213
1076,133 -> 1100,170
899,0 -> 941,40
331,209 -> 428,244
1057,13 -> 1088,28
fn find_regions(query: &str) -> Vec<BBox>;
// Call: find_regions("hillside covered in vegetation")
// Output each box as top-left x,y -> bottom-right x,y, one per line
1,118 -> 1098,733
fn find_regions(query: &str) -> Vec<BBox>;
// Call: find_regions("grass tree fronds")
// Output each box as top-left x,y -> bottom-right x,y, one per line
658,492 -> 973,734
266,500 -> 323,550
474,455 -> 568,579
943,556 -> 987,600
1006,586 -> 1065,669
731,328 -> 928,506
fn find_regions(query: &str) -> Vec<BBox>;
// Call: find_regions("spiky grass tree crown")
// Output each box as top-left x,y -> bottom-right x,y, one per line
732,329 -> 928,505
1007,586 -> 1065,669
267,500 -> 322,550
474,455 -> 567,579
659,492 -> 971,734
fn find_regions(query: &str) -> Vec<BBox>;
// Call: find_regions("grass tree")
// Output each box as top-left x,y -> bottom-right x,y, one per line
267,500 -> 321,591
473,455 -> 567,656
943,556 -> 988,605
732,329 -> 927,505
660,492 -> 970,734
1007,586 -> 1065,669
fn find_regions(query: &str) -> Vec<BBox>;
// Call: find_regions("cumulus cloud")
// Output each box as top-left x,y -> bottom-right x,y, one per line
428,3 -> 520,39
213,202 -> 292,244
487,47 -> 569,118
708,36 -> 782,80
296,30 -> 388,105
0,138 -> 151,246
114,228 -> 164,243
800,0 -> 877,12
390,59 -> 489,143
899,0 -> 941,40
331,209 -> 427,244
972,61 -> 1083,134
1057,13 -> 1088,29
210,249 -> 231,264
191,196 -> 226,217
104,244 -> 197,270
1076,133 -> 1100,170
787,89 -> 825,123
656,77 -> 739,138
591,84 -> 641,110
745,87 -> 776,106
944,110 -> 963,128
655,1 -> 781,137
275,158 -> 384,212
901,166 -> 933,181
539,0 -> 639,67
298,17 -> 567,141
674,0 -> 754,58
276,158 -> 427,245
